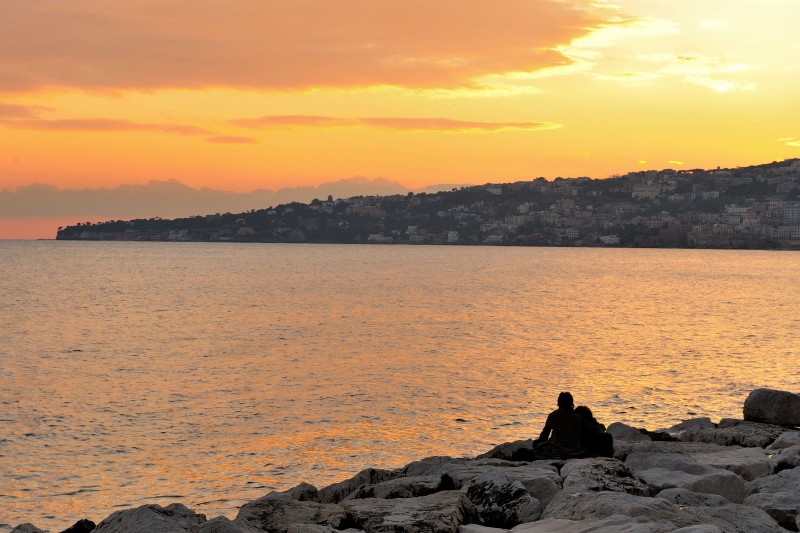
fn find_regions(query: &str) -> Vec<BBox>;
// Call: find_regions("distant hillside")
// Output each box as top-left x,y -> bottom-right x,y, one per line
56,159 -> 800,250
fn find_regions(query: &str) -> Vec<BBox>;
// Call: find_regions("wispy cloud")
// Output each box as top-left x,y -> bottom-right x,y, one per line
233,115 -> 561,133
779,137 -> 800,147
0,118 -> 211,135
0,0 -> 606,92
206,135 -> 258,144
0,102 -> 50,118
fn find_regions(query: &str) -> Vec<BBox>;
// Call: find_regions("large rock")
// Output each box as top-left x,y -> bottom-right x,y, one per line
61,519 -> 97,533
541,490 -> 781,532
613,440 -> 729,461
655,488 -> 729,507
318,468 -> 401,504
744,467 -> 800,530
688,447 -> 772,481
625,453 -> 745,503
767,430 -> 800,450
286,526 -> 365,533
663,418 -> 716,438
10,525 -> 47,533
464,471 -> 542,528
743,388 -> 800,427
94,503 -> 205,533
476,439 -> 534,461
679,419 -> 786,448
236,497 -> 346,532
341,491 -> 479,533
344,476 -> 443,500
607,422 -> 652,442
560,458 -> 649,496
511,515 -> 677,532
770,445 -> 800,472
199,516 -> 263,533
265,483 -> 320,502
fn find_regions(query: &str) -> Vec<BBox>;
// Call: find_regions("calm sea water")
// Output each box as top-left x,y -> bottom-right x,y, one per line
1,242 -> 798,531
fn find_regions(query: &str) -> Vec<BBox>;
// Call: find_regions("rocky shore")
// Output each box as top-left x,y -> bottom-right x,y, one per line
13,388 -> 800,533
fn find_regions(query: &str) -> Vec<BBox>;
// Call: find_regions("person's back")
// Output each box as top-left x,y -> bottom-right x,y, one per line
543,407 -> 586,458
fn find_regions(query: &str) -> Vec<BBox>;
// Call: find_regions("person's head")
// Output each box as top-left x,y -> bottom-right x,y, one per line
575,405 -> 593,420
557,392 -> 574,410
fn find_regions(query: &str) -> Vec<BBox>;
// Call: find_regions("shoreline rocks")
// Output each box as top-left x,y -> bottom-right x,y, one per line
12,389 -> 800,533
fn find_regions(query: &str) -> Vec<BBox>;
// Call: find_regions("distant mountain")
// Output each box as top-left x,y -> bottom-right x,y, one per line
0,177 -> 466,220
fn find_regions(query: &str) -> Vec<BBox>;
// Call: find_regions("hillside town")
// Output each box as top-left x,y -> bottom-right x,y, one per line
57,159 -> 800,249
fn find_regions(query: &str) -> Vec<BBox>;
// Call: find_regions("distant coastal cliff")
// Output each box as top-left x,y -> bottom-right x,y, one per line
56,159 -> 800,249
12,388 -> 800,532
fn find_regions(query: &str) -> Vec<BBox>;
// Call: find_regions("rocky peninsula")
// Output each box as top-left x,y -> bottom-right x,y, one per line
12,388 -> 800,533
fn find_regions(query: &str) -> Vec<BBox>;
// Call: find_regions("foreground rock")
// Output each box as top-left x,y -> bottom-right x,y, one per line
744,389 -> 800,427
12,388 -> 800,533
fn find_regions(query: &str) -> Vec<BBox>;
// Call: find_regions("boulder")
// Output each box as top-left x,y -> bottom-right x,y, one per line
464,471 -> 542,528
341,491 -> 479,533
458,526 -> 506,533
668,527 -> 723,533
498,463 -> 562,507
679,419 -> 786,448
743,388 -> 800,427
560,458 -> 649,496
607,422 -> 651,442
61,519 -> 97,533
93,504 -> 205,533
10,525 -> 47,533
662,418 -> 716,438
511,515 -> 676,532
286,526 -> 365,533
541,490 -> 781,532
770,445 -> 800,472
476,439 -> 534,461
625,453 -> 745,503
767,430 -> 800,450
265,483 -> 320,502
655,488 -> 729,507
688,447 -> 772,480
236,498 -> 346,532
343,476 -> 443,500
744,467 -> 800,529
318,468 -> 401,504
199,517 -> 263,533
613,440 -> 729,461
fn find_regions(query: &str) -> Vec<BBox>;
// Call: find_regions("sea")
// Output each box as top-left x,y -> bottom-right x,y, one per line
1,241 -> 798,531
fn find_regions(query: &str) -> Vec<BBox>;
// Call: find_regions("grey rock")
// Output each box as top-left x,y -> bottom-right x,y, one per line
476,439 -> 534,461
264,483 -> 320,503
668,527 -> 723,533
655,488 -> 729,507
511,515 -> 674,532
499,463 -> 562,508
680,419 -> 786,448
199,517 -> 263,533
746,466 -> 800,495
464,471 -> 542,528
94,503 -> 205,533
743,388 -> 800,427
560,457 -> 649,495
744,492 -> 800,531
541,491 -> 781,532
10,525 -> 47,533
286,526 -> 365,533
767,430 -> 800,450
770,445 -> 800,472
344,475 -> 443,500
61,519 -> 97,533
625,453 -> 745,503
318,468 -> 401,504
613,440 -> 730,461
688,447 -> 772,481
236,498 -> 345,533
663,418 -> 716,437
341,490 -> 479,533
458,526 -> 507,533
607,422 -> 652,442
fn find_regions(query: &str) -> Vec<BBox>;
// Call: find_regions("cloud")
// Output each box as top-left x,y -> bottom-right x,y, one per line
779,137 -> 800,147
0,117 -> 211,135
233,115 -> 561,133
0,102 -> 50,118
206,135 -> 258,144
0,178 -> 463,219
0,0 -> 605,92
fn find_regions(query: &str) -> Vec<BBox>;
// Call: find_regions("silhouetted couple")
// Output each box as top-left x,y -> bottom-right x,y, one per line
513,392 -> 613,461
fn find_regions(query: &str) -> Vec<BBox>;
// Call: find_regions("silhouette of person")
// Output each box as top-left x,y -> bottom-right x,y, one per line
575,405 -> 614,457
529,391 -> 590,459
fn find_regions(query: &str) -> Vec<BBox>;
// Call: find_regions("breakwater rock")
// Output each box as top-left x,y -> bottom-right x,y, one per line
13,388 -> 800,533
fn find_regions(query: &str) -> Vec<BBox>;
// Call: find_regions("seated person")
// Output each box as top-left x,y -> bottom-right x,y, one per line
511,392 -> 590,461
575,405 -> 614,458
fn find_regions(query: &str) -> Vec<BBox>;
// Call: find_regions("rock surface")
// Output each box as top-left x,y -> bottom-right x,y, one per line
236,498 -> 346,532
93,503 -> 205,533
743,388 -> 800,427
341,491 -> 479,533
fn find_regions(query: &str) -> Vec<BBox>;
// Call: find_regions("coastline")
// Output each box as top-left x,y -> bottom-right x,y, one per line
11,388 -> 800,533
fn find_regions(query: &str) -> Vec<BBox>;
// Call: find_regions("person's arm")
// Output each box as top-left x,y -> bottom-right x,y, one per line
536,414 -> 553,442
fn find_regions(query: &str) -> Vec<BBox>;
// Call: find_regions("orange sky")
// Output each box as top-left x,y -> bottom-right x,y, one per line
1,0 -> 799,238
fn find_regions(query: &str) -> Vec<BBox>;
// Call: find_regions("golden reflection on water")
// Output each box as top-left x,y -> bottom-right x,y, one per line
1,243 -> 799,531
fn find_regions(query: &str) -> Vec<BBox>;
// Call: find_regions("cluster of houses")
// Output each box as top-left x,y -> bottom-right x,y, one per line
58,159 -> 800,249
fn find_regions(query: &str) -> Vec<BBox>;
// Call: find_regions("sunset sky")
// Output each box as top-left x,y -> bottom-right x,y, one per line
1,0 -> 799,238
